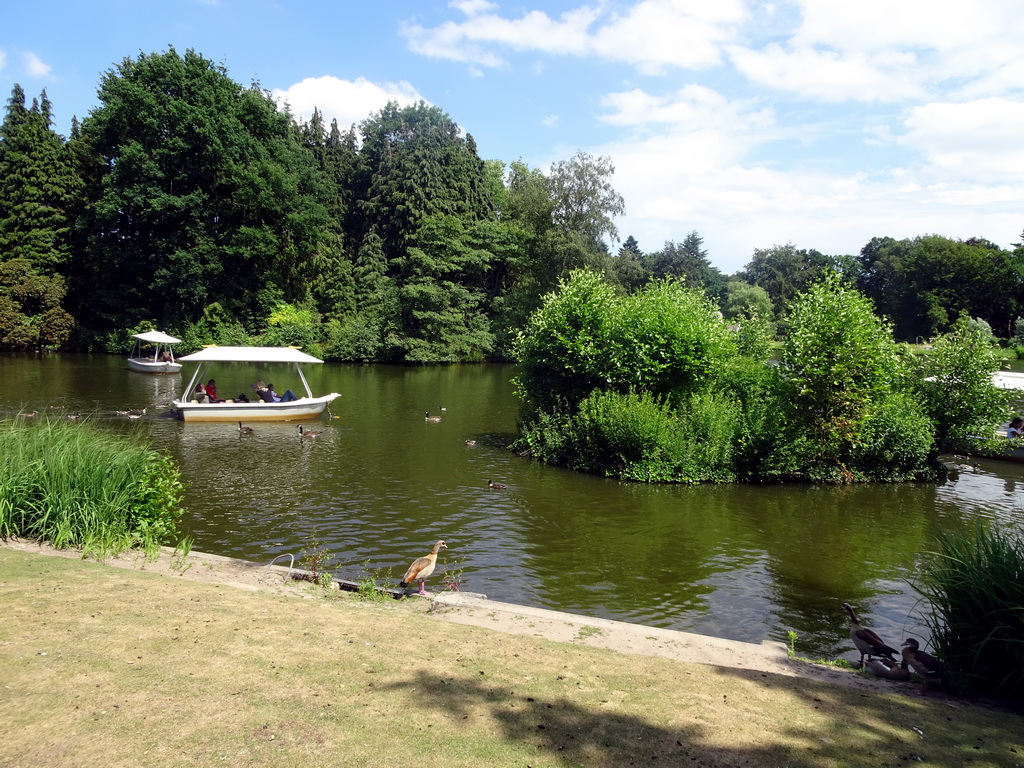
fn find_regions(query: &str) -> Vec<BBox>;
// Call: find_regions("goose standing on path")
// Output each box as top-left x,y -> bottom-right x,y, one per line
842,602 -> 898,666
901,638 -> 946,692
400,541 -> 448,596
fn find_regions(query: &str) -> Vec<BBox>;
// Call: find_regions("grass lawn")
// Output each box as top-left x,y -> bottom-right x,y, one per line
1,547 -> 1020,768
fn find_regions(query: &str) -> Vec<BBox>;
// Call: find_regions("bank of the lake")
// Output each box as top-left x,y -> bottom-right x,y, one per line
2,543 -> 1020,768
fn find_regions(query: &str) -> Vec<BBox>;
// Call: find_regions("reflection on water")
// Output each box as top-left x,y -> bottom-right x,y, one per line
2,352 -> 1023,659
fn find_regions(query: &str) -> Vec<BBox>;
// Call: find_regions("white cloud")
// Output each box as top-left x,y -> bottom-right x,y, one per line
727,43 -> 924,102
899,98 -> 1024,183
402,0 -> 746,73
23,52 -> 51,78
272,76 -> 425,128
0,49 -> 7,73
608,138 -> 1024,271
542,114 -> 560,127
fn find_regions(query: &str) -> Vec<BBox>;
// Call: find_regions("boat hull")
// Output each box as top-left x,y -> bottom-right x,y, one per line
128,358 -> 182,374
172,394 -> 340,422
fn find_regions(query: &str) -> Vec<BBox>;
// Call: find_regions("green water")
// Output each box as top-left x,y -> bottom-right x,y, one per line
3,352 -> 1023,659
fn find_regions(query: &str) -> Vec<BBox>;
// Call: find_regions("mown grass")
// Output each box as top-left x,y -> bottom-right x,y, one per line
2,546 -> 1021,768
915,523 -> 1024,704
0,418 -> 184,555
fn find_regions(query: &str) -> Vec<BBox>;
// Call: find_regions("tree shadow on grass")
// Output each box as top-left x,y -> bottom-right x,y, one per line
383,669 -> 859,768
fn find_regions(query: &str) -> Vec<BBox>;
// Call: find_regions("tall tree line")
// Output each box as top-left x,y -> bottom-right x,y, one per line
1,47 -> 1022,356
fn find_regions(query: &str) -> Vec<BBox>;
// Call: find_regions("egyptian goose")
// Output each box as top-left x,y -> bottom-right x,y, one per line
297,425 -> 322,437
424,412 -> 441,422
238,422 -> 255,434
901,638 -> 946,692
487,479 -> 507,489
399,540 -> 447,596
864,657 -> 911,681
842,602 -> 897,665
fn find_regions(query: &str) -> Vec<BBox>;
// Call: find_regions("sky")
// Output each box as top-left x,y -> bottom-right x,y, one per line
3,0 -> 1024,274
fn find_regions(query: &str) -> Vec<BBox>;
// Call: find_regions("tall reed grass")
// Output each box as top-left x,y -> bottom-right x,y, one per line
0,418 -> 185,555
914,523 -> 1024,704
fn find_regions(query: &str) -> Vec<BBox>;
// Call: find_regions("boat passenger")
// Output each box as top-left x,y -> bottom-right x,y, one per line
266,383 -> 299,403
204,379 -> 223,403
1008,417 -> 1023,439
193,384 -> 208,403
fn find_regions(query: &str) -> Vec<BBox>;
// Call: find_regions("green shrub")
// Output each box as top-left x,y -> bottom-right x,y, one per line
914,524 -> 1024,704
518,390 -> 739,483
0,419 -> 186,555
847,392 -> 936,481
916,315 -> 1011,448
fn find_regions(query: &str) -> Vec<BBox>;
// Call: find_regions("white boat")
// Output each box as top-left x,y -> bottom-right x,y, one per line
128,331 -> 183,374
173,346 -> 340,422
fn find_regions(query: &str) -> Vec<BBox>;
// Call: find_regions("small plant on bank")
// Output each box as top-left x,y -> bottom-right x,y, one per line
299,533 -> 336,587
171,536 -> 194,574
441,553 -> 468,591
355,559 -> 392,602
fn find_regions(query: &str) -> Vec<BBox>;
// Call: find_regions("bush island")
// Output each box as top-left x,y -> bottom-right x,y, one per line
512,270 -> 1008,484
0,419 -> 186,555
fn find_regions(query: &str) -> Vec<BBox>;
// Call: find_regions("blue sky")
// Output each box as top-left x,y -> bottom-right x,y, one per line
4,0 -> 1023,273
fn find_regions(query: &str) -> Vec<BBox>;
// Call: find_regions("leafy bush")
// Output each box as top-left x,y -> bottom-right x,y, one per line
516,390 -> 739,483
915,314 -> 1011,449
0,419 -> 186,555
914,524 -> 1024,704
513,270 -> 734,412
847,392 -> 935,481
779,273 -> 909,481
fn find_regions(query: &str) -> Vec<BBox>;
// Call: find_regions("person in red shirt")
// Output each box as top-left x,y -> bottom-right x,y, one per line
204,379 -> 222,403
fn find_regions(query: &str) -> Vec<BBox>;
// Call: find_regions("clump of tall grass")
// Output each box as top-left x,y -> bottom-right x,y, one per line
0,418 -> 185,556
914,523 -> 1024,704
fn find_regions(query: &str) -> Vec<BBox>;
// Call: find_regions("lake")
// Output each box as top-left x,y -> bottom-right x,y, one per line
3,352 -> 1023,660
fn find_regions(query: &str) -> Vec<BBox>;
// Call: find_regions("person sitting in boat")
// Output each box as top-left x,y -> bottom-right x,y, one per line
1008,417 -> 1023,439
266,383 -> 299,403
204,379 -> 224,403
193,384 -> 208,403
158,350 -> 172,363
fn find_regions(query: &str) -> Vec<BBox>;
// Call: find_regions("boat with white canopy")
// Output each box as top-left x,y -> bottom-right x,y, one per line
128,331 -> 183,374
172,346 -> 340,422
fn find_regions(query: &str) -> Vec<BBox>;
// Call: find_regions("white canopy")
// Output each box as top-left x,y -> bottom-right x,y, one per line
177,346 -> 325,364
132,331 -> 182,344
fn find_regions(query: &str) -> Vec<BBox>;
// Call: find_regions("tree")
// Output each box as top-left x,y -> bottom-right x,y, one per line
0,86 -> 80,273
546,151 -> 625,251
739,243 -> 829,315
353,101 -> 494,264
72,47 -> 338,336
0,258 -> 74,349
721,281 -> 773,320
646,231 -> 723,295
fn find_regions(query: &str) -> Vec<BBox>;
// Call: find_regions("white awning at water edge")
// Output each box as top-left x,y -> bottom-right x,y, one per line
177,346 -> 325,364
132,331 -> 182,344
993,371 -> 1024,390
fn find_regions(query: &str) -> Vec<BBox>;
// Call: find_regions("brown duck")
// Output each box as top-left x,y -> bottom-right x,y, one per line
400,541 -> 447,596
842,602 -> 898,665
901,638 -> 946,692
